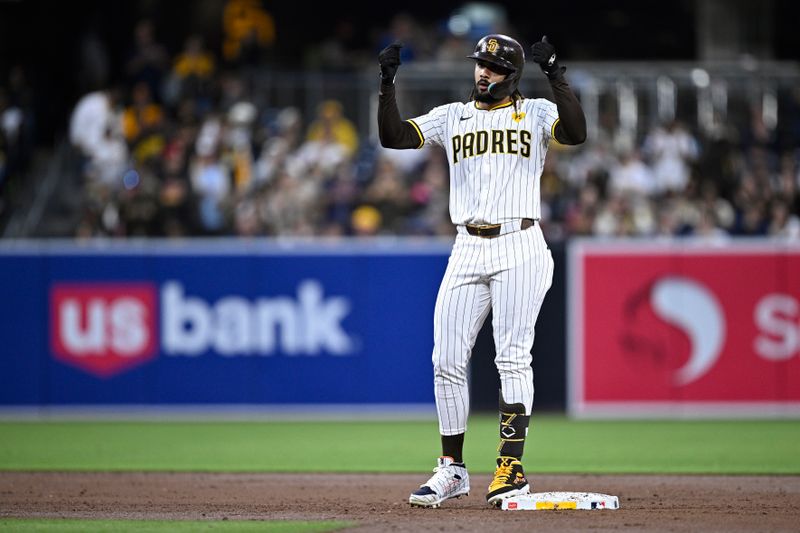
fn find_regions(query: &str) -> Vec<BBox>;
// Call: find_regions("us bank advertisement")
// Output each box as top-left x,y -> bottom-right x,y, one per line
0,240 -> 450,407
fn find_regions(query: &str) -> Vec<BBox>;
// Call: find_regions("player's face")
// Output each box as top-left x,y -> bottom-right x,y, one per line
474,60 -> 510,101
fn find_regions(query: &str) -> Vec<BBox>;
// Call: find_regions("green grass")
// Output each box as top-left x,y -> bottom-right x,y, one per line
1,415 -> 798,474
0,519 -> 351,532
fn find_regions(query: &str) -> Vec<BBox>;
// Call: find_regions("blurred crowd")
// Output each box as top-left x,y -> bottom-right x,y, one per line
30,2 -> 800,240
0,66 -> 35,219
544,110 -> 800,241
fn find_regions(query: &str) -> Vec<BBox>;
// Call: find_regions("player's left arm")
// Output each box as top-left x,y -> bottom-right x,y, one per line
531,36 -> 587,146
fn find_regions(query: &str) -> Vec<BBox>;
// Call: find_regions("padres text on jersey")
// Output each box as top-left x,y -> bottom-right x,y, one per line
450,129 -> 532,163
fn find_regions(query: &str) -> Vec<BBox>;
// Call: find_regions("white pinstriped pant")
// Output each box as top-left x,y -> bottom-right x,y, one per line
432,223 -> 554,436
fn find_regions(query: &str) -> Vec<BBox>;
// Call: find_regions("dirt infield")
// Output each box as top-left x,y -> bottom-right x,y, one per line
1,472 -> 798,532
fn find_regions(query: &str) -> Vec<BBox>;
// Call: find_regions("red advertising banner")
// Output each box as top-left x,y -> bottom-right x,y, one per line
568,241 -> 800,417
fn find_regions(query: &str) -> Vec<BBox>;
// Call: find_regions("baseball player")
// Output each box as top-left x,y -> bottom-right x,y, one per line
377,34 -> 586,507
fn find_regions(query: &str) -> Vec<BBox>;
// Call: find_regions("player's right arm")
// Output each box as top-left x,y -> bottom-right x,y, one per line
377,42 -> 424,149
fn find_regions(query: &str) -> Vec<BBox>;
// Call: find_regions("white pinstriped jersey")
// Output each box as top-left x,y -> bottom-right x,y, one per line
408,98 -> 559,225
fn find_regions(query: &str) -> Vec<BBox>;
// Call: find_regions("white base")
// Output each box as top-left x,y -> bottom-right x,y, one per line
501,491 -> 619,510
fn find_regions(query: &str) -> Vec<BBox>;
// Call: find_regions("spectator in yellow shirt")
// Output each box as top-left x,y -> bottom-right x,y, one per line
171,35 -> 216,112
223,0 -> 276,66
174,35 -> 215,79
306,100 -> 358,158
122,82 -> 165,163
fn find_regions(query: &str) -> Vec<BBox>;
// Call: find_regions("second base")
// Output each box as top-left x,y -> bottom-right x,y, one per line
501,491 -> 620,510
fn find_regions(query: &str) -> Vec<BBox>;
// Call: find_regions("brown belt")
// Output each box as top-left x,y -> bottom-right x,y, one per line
463,218 -> 536,238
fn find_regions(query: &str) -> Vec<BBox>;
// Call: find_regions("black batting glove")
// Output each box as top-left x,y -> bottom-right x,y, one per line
378,42 -> 403,85
531,36 -> 564,79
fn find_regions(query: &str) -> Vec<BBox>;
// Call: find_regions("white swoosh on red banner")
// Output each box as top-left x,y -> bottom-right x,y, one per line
651,277 -> 726,386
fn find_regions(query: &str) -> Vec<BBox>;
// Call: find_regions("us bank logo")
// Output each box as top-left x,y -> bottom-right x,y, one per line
50,280 -> 355,378
50,283 -> 159,378
621,275 -> 799,386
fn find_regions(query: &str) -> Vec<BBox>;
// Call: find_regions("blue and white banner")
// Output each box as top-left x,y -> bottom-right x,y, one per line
0,239 -> 452,406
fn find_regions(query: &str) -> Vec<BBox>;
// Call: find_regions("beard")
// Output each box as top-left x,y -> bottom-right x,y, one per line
474,83 -> 500,103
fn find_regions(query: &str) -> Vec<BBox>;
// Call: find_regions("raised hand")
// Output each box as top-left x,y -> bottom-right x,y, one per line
531,36 -> 561,79
378,42 -> 403,84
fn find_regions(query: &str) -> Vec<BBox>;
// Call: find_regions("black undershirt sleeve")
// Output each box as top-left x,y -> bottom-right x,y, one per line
548,72 -> 587,146
378,83 -> 424,149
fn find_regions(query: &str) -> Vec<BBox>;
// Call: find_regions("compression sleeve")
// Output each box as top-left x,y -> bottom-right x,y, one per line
378,84 -> 424,149
548,72 -> 587,146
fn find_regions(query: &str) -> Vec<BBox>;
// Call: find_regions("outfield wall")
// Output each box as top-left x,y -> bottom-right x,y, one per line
1,238 -> 798,418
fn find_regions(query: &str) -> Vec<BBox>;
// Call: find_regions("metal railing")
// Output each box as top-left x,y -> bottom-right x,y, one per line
249,59 -> 800,146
